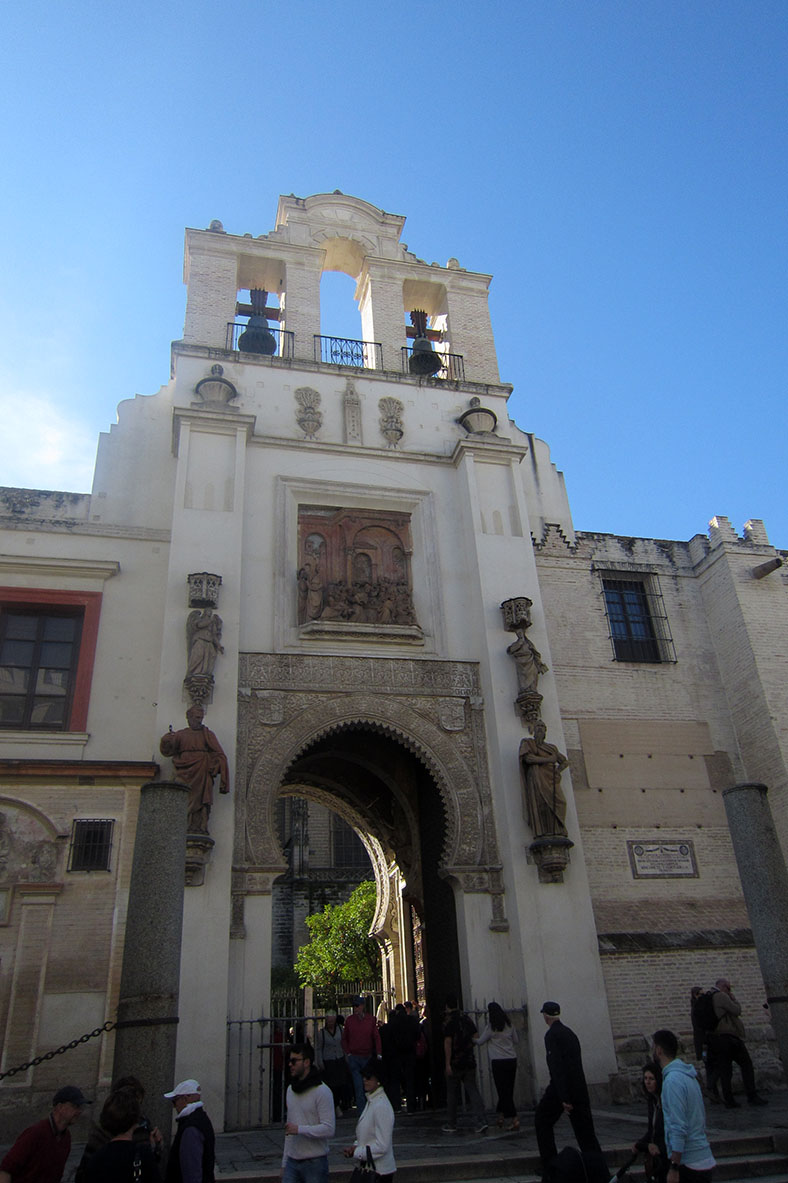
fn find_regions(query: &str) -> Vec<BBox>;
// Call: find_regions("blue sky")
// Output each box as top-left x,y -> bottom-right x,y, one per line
1,1 -> 785,545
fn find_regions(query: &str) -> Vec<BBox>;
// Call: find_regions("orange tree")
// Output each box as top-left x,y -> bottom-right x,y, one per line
294,881 -> 380,992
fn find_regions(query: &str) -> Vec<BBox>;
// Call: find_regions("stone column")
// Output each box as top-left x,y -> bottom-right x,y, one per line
722,782 -> 788,1077
112,781 -> 188,1147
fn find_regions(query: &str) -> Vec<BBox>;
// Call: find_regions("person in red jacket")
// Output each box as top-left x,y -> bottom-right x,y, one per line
0,1085 -> 89,1183
342,996 -> 382,1113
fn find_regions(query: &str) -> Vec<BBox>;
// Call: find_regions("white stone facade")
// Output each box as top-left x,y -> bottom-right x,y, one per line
0,193 -> 785,1133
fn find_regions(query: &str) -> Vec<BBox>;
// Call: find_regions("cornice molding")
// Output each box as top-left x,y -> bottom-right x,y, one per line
0,556 -> 120,581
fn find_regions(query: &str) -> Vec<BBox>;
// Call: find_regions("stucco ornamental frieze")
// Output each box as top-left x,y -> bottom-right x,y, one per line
437,698 -> 467,732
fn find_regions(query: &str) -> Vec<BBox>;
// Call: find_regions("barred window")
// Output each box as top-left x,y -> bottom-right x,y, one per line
331,815 -> 369,868
602,577 -> 675,663
68,819 -> 114,872
0,608 -> 83,730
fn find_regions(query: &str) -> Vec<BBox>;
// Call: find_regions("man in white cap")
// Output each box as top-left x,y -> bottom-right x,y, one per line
163,1078 -> 215,1183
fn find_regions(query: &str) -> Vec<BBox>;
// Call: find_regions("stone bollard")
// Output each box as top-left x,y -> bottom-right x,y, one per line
722,782 -> 788,1082
112,781 -> 189,1151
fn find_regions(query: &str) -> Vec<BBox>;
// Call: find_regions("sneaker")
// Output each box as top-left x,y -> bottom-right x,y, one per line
476,1122 -> 488,1134
441,1125 -> 457,1133
748,1094 -> 768,1105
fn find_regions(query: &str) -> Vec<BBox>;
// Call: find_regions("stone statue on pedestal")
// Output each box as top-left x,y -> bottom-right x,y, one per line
186,608 -> 224,677
159,706 -> 229,834
519,720 -> 568,839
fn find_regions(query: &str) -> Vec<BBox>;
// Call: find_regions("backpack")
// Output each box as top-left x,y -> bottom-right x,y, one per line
692,989 -> 719,1034
449,1012 -> 476,1070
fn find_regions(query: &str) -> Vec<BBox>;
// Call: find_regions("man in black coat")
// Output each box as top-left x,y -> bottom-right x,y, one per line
535,1001 -> 601,1181
163,1078 -> 215,1183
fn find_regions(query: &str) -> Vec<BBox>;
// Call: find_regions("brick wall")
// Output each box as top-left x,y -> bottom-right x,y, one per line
534,524 -> 786,1083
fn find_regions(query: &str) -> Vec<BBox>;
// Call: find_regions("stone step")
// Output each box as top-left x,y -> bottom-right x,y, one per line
217,1144 -> 788,1183
428,1160 -> 788,1183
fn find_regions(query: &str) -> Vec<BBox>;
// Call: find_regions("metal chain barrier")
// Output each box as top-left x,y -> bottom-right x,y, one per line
0,1015 -> 178,1081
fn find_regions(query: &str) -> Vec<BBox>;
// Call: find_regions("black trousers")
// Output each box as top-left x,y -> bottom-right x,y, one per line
709,1032 -> 756,1102
491,1058 -> 517,1118
677,1167 -> 713,1183
535,1082 -> 601,1168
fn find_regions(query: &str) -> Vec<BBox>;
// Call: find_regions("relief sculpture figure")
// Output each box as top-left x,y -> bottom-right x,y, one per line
519,721 -> 569,838
160,705 -> 230,834
303,554 -> 324,621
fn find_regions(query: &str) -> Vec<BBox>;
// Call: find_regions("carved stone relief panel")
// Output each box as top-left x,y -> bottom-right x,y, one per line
294,387 -> 322,438
296,506 -> 419,629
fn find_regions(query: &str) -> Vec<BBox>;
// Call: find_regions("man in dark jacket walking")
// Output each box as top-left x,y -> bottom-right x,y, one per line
164,1079 -> 215,1183
535,1001 -> 600,1181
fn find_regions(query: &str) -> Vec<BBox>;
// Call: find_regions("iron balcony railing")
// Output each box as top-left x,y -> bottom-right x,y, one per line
226,322 -> 295,357
401,346 -> 465,382
314,335 -> 382,370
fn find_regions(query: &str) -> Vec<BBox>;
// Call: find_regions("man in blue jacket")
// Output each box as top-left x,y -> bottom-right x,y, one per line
653,1030 -> 715,1183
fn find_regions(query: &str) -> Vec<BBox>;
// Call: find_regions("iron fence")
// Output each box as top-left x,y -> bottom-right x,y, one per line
225,997 -> 527,1130
400,346 -> 465,382
314,335 -> 382,370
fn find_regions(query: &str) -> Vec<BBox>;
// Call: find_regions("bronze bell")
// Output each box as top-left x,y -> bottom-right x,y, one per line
408,310 -> 442,375
238,289 -> 278,355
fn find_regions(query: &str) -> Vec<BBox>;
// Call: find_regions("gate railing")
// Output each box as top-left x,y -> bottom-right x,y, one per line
225,998 -> 526,1130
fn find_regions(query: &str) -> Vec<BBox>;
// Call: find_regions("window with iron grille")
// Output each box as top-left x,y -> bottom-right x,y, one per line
0,608 -> 83,729
331,815 -> 369,868
601,576 -> 675,663
68,819 -> 114,872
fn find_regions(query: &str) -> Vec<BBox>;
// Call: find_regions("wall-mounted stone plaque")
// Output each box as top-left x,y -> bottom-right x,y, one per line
628,840 -> 698,879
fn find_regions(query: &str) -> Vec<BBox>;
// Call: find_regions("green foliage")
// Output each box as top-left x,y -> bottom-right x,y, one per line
271,965 -> 301,994
294,881 -> 380,989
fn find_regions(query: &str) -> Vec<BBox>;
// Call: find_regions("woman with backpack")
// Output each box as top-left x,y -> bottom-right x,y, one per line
474,1002 -> 520,1131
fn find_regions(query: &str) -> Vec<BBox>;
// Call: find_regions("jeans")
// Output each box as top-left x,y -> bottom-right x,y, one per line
283,1156 -> 329,1183
347,1053 -> 368,1112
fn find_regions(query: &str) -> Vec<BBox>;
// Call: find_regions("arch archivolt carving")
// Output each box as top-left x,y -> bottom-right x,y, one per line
235,655 -> 507,927
239,655 -> 499,840
244,695 -> 485,870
